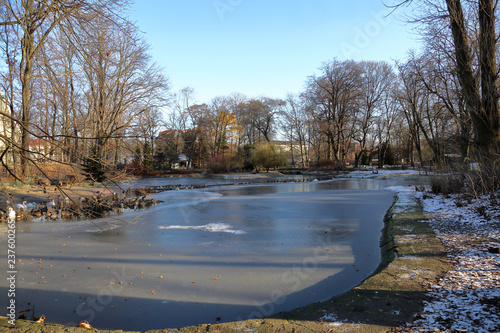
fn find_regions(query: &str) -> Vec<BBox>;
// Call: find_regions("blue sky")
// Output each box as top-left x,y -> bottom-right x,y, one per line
129,1 -> 419,104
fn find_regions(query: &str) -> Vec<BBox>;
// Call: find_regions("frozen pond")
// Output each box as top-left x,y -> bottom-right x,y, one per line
0,177 -> 405,330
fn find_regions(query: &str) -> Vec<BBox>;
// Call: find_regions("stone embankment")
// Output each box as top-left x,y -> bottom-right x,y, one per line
0,188 -> 157,222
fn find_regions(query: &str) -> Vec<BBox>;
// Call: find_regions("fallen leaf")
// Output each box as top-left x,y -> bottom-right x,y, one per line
76,321 -> 92,329
61,244 -> 66,246
151,290 -> 155,295
159,276 -> 163,279
62,275 -> 66,277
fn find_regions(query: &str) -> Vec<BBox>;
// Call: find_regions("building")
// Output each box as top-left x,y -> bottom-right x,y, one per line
0,94 -> 19,165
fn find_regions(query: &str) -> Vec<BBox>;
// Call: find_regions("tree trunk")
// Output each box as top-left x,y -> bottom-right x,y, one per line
478,0 -> 500,151
446,0 -> 499,153
20,28 -> 35,177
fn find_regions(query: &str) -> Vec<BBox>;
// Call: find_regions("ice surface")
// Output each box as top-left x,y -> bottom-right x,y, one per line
0,177 -> 407,330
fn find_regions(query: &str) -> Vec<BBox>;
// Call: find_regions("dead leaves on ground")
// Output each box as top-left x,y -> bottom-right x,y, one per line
76,320 -> 93,329
34,314 -> 45,323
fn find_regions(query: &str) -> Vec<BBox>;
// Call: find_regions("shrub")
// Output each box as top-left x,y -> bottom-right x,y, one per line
360,152 -> 371,165
82,146 -> 107,182
250,143 -> 288,172
379,142 -> 395,166
238,144 -> 255,171
430,174 -> 465,195
206,154 -> 240,174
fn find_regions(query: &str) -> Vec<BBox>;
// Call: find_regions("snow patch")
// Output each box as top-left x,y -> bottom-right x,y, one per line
320,310 -> 344,327
395,189 -> 500,332
160,222 -> 246,234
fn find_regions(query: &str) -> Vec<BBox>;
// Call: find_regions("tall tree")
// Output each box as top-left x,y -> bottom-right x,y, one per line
74,17 -> 169,178
281,93 -> 310,167
305,59 -> 361,163
0,0 -> 89,175
393,0 -> 500,154
354,61 -> 395,166
245,97 -> 284,142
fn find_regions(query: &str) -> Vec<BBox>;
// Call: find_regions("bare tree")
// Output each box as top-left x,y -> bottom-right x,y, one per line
397,53 -> 459,166
354,61 -> 395,166
0,0 -> 94,175
392,0 -> 500,154
165,87 -> 193,165
72,17 -> 169,178
245,97 -> 284,143
415,43 -> 472,158
305,59 -> 361,163
186,103 -> 211,168
374,83 -> 403,165
0,7 -> 20,171
208,96 -> 238,155
281,93 -> 310,167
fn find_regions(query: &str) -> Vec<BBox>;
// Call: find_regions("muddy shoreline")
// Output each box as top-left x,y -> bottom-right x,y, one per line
0,173 -> 450,332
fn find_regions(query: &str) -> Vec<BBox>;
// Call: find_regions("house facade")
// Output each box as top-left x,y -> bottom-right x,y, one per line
0,95 -> 18,165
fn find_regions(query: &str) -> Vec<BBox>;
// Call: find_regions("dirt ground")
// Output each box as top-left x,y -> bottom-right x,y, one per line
0,178 -> 451,332
0,180 -> 132,212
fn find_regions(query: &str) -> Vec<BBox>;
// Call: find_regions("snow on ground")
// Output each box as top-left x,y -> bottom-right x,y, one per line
346,169 -> 422,178
329,170 -> 499,331
393,187 -> 500,333
385,185 -> 418,214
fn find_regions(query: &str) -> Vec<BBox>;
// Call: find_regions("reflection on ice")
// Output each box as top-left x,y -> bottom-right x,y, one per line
151,190 -> 222,209
160,222 -> 246,234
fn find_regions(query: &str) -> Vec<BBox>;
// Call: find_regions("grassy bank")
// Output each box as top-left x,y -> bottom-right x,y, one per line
0,186 -> 451,332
